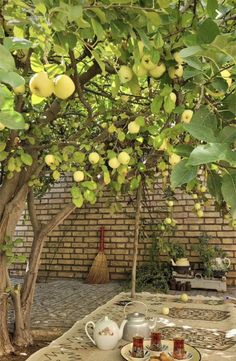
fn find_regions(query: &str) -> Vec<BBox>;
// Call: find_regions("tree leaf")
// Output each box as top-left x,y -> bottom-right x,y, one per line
183,122 -> 217,142
0,70 -> 25,88
223,93 -> 236,115
217,126 -> 236,144
222,173 -> 236,219
20,153 -> 33,166
81,181 -> 97,190
179,46 -> 202,58
0,44 -> 15,71
30,53 -> 44,73
3,37 -> 32,51
91,18 -> 105,41
197,19 -> 220,44
207,0 -> 218,18
151,96 -> 162,114
187,143 -> 228,165
71,186 -> 81,199
207,171 -> 222,203
171,159 -> 198,188
72,195 -> 83,208
0,110 -> 25,129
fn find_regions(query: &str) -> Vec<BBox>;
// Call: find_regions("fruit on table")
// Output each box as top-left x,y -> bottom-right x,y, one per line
162,306 -> 170,315
180,293 -> 189,302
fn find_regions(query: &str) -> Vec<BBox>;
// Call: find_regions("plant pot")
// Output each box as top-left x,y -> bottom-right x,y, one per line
213,270 -> 226,278
172,265 -> 190,274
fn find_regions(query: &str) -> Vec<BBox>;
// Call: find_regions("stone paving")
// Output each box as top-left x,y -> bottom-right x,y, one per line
11,278 -> 236,339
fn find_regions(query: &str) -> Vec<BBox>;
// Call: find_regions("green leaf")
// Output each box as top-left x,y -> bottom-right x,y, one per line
71,186 -> 81,199
3,37 -> 32,51
130,176 -> 141,191
144,11 -> 162,27
151,96 -> 162,114
30,53 -> 44,72
187,143 -> 228,165
82,181 -> 97,190
207,171 -> 222,203
164,96 -> 175,114
20,153 -> 33,166
68,5 -> 82,22
0,151 -> 8,161
179,46 -> 202,58
207,0 -> 218,18
117,130 -> 126,142
91,18 -> 105,41
72,195 -> 83,208
171,159 -> 198,188
217,126 -> 236,144
0,110 -> 25,129
135,116 -> 145,127
197,19 -> 220,44
183,122 -> 217,142
0,71 -> 25,88
0,44 -> 15,71
90,8 -> 106,23
222,173 -> 236,219
183,106 -> 218,142
174,144 -> 194,157
73,151 -> 85,163
84,189 -> 96,204
223,93 -> 236,115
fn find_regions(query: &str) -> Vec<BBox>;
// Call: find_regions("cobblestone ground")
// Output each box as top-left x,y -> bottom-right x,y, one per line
10,278 -> 236,339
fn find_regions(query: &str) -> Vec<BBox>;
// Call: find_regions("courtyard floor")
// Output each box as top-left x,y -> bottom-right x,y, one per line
12,278 -> 236,340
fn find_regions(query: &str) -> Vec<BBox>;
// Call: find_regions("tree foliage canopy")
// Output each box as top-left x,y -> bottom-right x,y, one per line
0,0 -> 236,221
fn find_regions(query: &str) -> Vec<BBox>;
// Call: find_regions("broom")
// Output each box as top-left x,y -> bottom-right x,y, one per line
86,226 -> 110,284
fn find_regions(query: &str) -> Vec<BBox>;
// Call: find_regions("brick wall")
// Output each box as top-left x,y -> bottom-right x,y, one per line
13,178 -> 236,285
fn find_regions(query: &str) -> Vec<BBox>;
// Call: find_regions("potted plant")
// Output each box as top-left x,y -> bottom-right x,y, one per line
167,243 -> 190,274
193,233 -> 230,278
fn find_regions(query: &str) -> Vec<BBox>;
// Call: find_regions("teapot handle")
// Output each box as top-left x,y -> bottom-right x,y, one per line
224,257 -> 231,267
85,321 -> 96,345
124,301 -> 148,318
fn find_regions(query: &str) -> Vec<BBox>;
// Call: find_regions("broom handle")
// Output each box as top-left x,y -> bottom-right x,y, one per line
99,226 -> 105,252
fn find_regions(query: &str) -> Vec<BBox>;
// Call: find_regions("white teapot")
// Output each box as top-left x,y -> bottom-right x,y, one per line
85,316 -> 127,350
213,257 -> 231,270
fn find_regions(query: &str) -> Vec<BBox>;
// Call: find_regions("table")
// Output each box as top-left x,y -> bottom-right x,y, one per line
26,292 -> 236,361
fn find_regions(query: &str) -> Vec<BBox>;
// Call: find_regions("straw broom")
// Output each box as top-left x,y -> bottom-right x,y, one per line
86,226 -> 110,284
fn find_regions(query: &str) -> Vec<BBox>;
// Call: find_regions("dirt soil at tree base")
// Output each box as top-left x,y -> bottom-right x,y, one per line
1,341 -> 50,361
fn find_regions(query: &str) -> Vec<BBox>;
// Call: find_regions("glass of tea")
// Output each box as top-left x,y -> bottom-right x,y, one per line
132,336 -> 144,357
173,336 -> 185,359
150,331 -> 162,351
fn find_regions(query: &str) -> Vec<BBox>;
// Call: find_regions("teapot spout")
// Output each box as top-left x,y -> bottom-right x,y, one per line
171,259 -> 176,266
148,317 -> 157,330
119,319 -> 127,340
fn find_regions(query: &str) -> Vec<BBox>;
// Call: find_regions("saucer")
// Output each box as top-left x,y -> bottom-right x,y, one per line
120,343 -> 150,361
146,343 -> 168,356
168,351 -> 193,361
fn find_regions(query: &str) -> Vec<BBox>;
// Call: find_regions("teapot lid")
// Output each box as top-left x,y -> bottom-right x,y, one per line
127,312 -> 146,322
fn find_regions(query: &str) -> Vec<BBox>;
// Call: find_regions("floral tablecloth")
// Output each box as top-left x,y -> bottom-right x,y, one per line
26,292 -> 236,361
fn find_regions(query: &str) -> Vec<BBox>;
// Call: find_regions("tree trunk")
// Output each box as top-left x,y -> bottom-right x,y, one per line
0,255 -> 14,356
20,203 -> 76,331
0,185 -> 29,354
131,183 -> 142,298
11,286 -> 32,346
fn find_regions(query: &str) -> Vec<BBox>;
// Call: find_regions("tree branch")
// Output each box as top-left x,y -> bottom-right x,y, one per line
27,190 -> 40,234
69,49 -> 93,121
